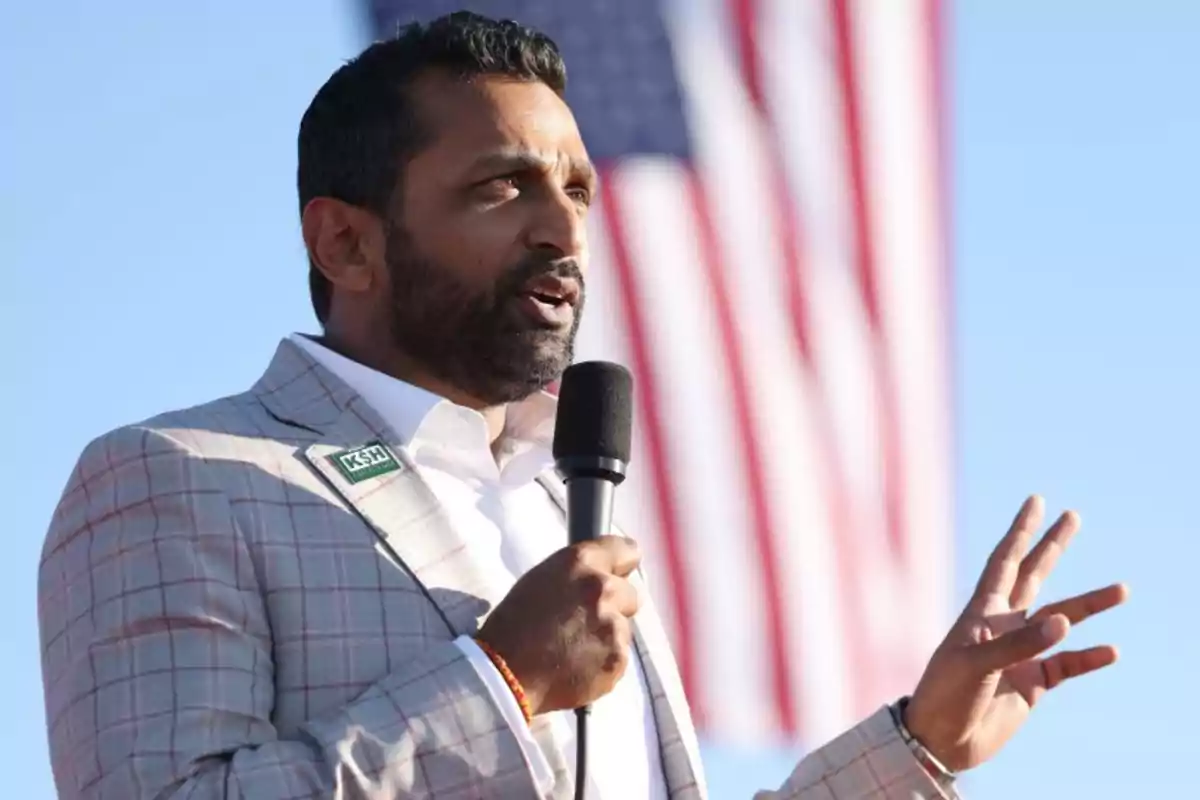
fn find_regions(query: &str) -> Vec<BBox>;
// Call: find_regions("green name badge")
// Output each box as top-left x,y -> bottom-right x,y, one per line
328,441 -> 401,484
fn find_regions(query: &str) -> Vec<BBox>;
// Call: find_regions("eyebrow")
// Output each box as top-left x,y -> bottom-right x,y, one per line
467,148 -> 598,188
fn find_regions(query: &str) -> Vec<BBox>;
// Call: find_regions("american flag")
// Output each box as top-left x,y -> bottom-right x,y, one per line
367,0 -> 954,750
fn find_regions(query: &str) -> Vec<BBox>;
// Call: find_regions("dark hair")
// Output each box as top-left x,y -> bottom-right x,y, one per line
297,11 -> 568,324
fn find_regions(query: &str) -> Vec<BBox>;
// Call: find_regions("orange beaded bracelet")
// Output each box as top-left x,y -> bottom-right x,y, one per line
475,638 -> 534,724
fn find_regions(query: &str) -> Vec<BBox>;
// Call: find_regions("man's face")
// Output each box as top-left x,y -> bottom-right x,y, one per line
381,72 -> 595,405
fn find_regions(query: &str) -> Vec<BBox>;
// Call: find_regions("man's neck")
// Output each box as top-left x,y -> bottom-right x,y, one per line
310,332 -> 509,446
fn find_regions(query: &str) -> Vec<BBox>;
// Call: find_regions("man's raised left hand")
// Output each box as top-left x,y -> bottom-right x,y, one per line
903,494 -> 1129,772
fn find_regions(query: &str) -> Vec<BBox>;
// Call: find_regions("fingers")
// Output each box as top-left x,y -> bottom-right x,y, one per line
605,572 -> 642,617
590,614 -> 634,697
1031,583 -> 1129,626
1008,510 -> 1080,610
591,580 -> 637,699
579,535 -> 643,578
1040,645 -> 1119,691
573,537 -> 643,618
964,582 -> 1126,680
969,495 -> 1045,611
970,612 -> 1070,673
573,569 -> 642,617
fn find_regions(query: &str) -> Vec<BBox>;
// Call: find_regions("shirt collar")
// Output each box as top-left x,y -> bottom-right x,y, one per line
289,332 -> 557,462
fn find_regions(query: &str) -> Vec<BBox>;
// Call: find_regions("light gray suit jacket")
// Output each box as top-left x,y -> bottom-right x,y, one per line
38,338 -> 955,799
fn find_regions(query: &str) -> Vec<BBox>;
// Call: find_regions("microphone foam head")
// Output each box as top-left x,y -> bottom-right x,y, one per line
552,361 -> 633,464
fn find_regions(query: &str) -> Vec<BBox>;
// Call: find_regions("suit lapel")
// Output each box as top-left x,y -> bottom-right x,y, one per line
254,339 -> 572,792
303,397 -> 513,635
253,338 -> 510,633
629,603 -> 707,800
536,471 -> 706,799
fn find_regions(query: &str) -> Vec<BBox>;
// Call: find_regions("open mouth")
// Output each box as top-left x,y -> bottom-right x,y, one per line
514,275 -> 580,328
519,275 -> 581,309
526,290 -> 568,307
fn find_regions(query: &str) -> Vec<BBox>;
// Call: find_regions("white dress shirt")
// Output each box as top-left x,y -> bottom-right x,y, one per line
291,334 -> 668,800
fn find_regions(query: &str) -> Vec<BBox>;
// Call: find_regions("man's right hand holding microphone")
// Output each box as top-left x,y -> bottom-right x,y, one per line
477,535 -> 644,716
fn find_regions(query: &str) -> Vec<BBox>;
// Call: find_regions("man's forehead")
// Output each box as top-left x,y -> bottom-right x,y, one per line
409,72 -> 588,162
466,146 -> 594,179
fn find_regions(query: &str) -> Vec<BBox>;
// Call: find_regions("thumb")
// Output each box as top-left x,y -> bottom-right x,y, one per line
970,613 -> 1070,673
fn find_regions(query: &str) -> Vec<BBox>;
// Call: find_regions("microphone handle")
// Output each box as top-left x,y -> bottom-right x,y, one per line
563,475 -> 618,800
565,476 -> 617,545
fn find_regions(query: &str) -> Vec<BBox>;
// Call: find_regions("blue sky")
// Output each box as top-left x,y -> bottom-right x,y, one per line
2,2 -> 1196,797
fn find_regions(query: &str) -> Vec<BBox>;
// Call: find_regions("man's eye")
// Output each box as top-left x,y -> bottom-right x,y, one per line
566,186 -> 592,206
471,176 -> 520,202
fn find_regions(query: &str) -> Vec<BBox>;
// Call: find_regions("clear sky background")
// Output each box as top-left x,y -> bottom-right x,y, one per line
2,1 -> 1196,797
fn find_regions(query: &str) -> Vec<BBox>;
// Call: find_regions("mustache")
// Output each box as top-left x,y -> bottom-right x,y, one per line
498,255 -> 586,297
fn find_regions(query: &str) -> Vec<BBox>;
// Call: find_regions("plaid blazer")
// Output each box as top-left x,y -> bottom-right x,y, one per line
38,338 -> 955,800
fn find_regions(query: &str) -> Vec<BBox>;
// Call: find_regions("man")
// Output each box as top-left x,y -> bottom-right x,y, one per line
37,11 -> 1126,800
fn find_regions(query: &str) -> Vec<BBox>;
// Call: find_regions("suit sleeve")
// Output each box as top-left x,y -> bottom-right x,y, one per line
38,426 -> 543,800
753,709 -> 961,800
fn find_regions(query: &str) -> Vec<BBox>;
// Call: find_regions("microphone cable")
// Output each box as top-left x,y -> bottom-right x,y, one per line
574,705 -> 590,800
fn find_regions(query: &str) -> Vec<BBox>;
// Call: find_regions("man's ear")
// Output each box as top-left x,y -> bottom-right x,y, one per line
301,197 -> 385,296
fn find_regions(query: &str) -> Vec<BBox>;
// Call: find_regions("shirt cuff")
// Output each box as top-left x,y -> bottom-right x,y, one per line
455,635 -> 555,794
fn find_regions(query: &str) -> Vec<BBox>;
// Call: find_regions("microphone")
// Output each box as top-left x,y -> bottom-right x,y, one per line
553,360 -> 634,544
551,360 -> 633,800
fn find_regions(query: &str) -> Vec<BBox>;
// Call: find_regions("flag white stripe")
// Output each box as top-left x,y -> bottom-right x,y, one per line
611,159 -> 781,741
757,0 -> 899,584
666,0 -> 858,744
755,0 -> 918,711
851,0 -> 954,659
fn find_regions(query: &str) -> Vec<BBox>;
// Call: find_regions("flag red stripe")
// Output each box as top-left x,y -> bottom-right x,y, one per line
683,168 -> 796,735
928,0 -> 956,452
596,171 -> 701,723
727,0 -> 880,718
766,142 -> 883,717
830,0 -> 911,563
730,0 -> 765,106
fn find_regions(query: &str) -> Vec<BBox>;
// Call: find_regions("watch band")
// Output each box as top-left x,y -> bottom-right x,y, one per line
890,696 -> 957,791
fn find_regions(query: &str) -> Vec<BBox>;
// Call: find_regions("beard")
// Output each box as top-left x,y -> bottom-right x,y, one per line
383,221 -> 584,405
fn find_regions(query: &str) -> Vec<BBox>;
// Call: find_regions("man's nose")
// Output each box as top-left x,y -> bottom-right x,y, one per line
525,187 -> 587,261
